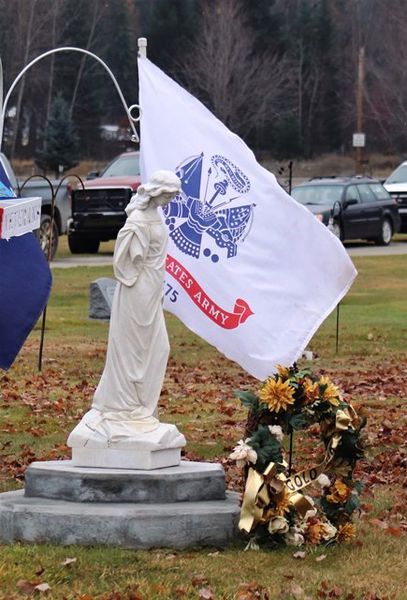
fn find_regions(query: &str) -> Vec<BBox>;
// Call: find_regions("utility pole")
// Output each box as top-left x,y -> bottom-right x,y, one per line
354,46 -> 365,174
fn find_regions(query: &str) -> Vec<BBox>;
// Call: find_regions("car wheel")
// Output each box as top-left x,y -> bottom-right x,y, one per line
35,214 -> 59,261
375,218 -> 392,246
68,233 -> 100,254
331,221 -> 343,241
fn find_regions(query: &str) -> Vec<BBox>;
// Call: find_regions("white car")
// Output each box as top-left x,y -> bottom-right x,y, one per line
383,162 -> 407,233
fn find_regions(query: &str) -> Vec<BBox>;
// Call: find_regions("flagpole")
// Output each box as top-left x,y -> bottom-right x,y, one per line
335,302 -> 340,354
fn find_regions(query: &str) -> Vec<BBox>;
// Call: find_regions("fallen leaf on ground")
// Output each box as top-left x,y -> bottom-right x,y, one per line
173,587 -> 188,597
61,557 -> 77,566
290,583 -> 305,598
34,583 -> 51,593
16,580 -> 39,595
192,574 -> 209,587
198,588 -> 215,600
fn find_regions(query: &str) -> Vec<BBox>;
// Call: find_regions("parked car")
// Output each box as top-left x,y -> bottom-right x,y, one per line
290,176 -> 401,245
67,151 -> 141,254
0,152 -> 71,259
383,161 -> 407,232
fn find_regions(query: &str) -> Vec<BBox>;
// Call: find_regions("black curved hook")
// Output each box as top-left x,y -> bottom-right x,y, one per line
18,173 -> 85,372
19,174 -> 56,262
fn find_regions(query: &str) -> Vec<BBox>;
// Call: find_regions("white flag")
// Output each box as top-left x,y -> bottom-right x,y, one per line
138,57 -> 357,380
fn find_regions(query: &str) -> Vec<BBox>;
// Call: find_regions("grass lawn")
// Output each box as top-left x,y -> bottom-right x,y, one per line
0,254 -> 406,599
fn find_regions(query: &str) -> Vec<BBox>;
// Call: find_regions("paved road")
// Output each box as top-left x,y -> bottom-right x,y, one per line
346,240 -> 407,256
52,254 -> 114,268
51,240 -> 407,268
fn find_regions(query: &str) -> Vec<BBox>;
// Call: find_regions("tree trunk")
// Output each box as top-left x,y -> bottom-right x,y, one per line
69,1 -> 100,120
45,0 -> 60,126
10,0 -> 37,159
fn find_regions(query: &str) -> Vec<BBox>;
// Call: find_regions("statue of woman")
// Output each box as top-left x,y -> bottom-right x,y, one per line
68,171 -> 186,468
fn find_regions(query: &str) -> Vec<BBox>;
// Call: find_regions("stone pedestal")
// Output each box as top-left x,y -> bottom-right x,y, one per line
0,461 -> 240,549
71,446 -> 182,470
67,412 -> 186,470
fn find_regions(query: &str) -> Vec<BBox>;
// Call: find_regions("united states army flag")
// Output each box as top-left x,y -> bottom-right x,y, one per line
138,57 -> 357,380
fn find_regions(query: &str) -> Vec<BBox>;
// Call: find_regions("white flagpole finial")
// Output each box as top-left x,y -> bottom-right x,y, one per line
138,38 -> 147,58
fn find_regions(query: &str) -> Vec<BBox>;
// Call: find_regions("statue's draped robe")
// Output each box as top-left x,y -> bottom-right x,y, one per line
89,207 -> 170,442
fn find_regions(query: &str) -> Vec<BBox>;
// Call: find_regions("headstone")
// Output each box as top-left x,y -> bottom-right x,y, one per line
89,277 -> 117,319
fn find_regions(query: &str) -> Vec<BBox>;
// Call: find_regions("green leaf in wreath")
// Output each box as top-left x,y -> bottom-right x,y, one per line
336,431 -> 364,463
293,368 -> 312,380
249,425 -> 283,472
320,495 -> 344,524
234,390 -> 260,413
344,492 -> 360,515
289,412 -> 309,431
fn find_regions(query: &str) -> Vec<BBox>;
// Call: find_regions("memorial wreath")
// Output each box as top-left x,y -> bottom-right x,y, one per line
230,365 -> 366,549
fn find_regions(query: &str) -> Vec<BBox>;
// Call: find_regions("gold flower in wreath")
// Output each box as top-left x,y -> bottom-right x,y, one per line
303,378 -> 320,404
319,375 -> 341,406
259,378 -> 295,413
336,522 -> 356,543
305,520 -> 325,544
326,480 -> 350,504
276,364 -> 290,380
274,486 -> 292,516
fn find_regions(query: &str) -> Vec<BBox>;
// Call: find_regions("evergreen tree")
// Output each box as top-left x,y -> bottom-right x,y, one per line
35,93 -> 80,177
147,0 -> 199,75
102,0 -> 137,112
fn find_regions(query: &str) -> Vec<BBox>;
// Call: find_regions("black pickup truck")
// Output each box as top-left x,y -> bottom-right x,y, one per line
68,151 -> 141,253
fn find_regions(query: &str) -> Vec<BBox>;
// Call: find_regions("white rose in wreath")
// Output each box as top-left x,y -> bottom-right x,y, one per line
316,474 -> 331,488
268,516 -> 289,535
321,521 -> 337,541
268,425 -> 284,442
284,528 -> 305,546
229,439 -> 257,468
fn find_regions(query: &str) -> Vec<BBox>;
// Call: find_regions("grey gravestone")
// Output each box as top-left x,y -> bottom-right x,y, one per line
89,277 -> 117,319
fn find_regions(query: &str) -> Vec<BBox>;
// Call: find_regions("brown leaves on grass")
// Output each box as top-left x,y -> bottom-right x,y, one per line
236,581 -> 270,600
198,587 -> 215,600
191,573 -> 209,587
16,579 -> 51,595
339,364 -> 407,400
1,347 -> 406,544
317,581 -> 399,600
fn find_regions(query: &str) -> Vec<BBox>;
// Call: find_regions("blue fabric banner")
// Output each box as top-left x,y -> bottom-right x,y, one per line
0,160 -> 16,199
0,233 -> 52,369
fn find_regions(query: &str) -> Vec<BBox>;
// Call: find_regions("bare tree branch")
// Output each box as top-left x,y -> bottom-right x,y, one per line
176,0 -> 294,139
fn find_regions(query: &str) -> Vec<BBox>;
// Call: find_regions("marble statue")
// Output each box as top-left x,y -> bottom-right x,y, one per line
68,171 -> 186,469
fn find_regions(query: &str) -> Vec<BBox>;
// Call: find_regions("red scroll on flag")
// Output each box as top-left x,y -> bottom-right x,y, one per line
166,255 -> 253,330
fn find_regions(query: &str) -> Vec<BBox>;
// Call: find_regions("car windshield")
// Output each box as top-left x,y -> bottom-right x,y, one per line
101,154 -> 140,177
385,164 -> 407,184
291,184 -> 344,206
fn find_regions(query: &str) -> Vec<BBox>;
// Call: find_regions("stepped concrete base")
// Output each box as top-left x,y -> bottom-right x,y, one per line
0,490 -> 240,549
25,460 -> 226,503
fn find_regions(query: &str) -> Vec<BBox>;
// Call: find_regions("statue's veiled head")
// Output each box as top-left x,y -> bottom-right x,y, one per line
128,170 -> 181,212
